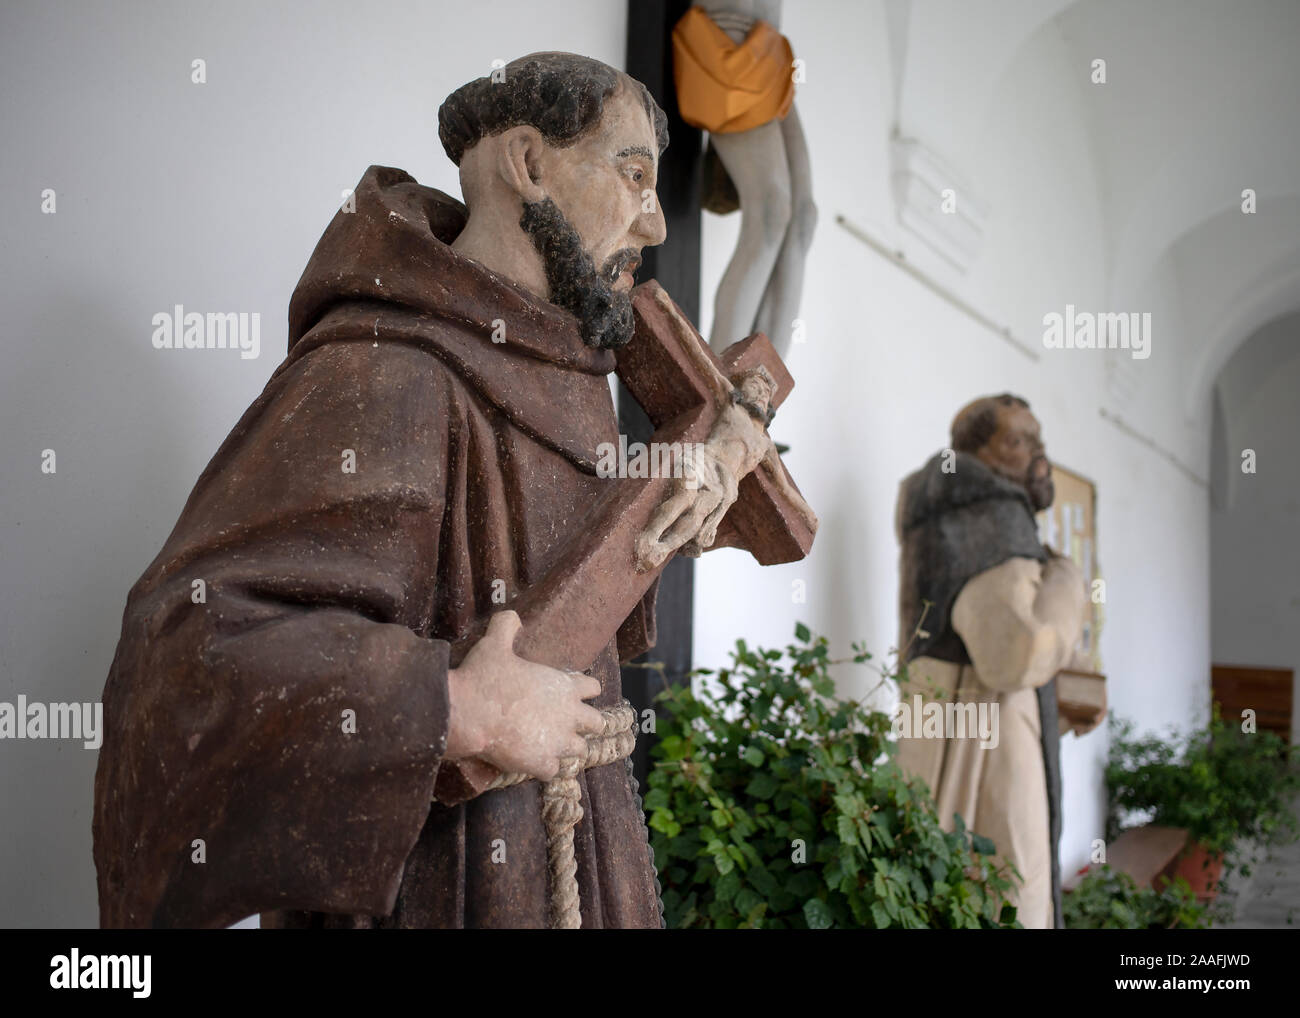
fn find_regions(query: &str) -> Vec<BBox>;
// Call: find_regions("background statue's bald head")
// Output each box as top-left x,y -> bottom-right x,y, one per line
438,52 -> 668,167
951,393 -> 1055,511
951,393 -> 1029,455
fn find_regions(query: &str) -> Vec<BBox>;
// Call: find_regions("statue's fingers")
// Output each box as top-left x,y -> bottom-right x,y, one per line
572,701 -> 605,735
656,501 -> 713,555
695,497 -> 732,550
639,521 -> 692,570
567,671 -> 603,701
637,512 -> 670,553
635,512 -> 675,570
634,533 -> 664,572
634,489 -> 699,569
660,487 -> 698,520
484,609 -> 522,649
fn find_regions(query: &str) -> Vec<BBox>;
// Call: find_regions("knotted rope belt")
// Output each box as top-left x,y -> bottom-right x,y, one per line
474,700 -> 638,929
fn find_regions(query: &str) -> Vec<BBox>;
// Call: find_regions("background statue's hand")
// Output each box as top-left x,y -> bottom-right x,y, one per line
1070,681 -> 1107,736
445,611 -> 604,781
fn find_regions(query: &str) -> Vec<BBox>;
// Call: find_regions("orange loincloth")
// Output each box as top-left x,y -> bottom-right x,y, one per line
671,6 -> 795,135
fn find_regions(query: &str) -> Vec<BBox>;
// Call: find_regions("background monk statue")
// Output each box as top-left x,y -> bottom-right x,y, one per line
893,394 -> 1103,929
92,52 -> 788,929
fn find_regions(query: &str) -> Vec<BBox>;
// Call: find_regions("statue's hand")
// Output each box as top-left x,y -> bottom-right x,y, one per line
634,367 -> 778,571
678,446 -> 740,558
445,611 -> 604,781
634,446 -> 734,571
1069,681 -> 1107,737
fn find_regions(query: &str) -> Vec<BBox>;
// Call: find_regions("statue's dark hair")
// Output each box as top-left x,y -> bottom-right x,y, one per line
438,52 -> 669,166
951,393 -> 1030,454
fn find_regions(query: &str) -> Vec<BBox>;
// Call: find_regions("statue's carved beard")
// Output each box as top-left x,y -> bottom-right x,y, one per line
1025,455 -> 1054,512
520,197 -> 637,350
988,453 -> 1054,512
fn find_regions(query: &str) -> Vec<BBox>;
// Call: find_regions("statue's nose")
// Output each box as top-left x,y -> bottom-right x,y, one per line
635,196 -> 667,247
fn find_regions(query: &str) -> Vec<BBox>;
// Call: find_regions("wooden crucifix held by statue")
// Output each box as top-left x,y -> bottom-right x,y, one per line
436,279 -> 817,926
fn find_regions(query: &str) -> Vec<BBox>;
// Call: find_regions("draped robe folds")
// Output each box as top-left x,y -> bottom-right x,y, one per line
92,165 -> 665,929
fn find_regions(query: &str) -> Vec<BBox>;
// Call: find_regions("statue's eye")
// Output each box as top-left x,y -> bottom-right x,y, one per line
629,167 -> 644,183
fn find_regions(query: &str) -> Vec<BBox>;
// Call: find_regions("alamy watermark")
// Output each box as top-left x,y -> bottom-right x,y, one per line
1042,304 -> 1151,360
893,694 -> 1000,749
595,437 -> 707,489
1,695 -> 103,749
152,305 -> 261,359
50,949 -> 150,998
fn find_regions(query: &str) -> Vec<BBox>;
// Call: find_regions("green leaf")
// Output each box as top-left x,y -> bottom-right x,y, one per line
970,833 -> 996,856
647,809 -> 675,833
736,889 -> 765,918
748,864 -> 780,896
794,622 -> 812,643
802,898 -> 833,929
742,745 -> 766,767
715,868 -> 742,905
745,772 -> 780,800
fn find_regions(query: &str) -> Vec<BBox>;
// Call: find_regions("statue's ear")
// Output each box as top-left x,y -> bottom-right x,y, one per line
497,125 -> 547,204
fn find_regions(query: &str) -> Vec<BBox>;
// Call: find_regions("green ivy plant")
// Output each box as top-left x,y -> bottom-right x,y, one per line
1063,866 -> 1209,929
644,624 -> 1020,929
1106,708 -> 1300,872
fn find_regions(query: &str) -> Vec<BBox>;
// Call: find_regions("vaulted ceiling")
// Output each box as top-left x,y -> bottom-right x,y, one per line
884,0 -> 1300,421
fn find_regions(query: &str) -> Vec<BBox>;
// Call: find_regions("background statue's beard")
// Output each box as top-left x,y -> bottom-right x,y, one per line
988,454 -> 1054,512
1025,455 -> 1055,512
519,198 -> 636,350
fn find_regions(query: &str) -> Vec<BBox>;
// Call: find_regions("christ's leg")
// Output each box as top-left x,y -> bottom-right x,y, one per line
707,120 -> 791,353
754,104 -> 816,360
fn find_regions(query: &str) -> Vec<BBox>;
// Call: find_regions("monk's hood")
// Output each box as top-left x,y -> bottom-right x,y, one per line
897,450 -> 1040,536
284,165 -> 617,471
897,450 -> 1046,664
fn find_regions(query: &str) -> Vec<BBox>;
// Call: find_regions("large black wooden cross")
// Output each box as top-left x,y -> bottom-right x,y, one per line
622,0 -> 702,790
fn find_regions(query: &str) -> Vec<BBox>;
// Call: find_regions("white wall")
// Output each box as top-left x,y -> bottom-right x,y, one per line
0,0 -> 626,929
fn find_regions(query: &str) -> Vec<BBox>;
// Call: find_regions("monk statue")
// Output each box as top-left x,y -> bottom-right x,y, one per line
92,52 -> 812,929
893,394 -> 1104,929
672,1 -> 816,358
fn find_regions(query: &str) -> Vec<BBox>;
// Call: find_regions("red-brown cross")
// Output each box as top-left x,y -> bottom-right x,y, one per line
436,280 -> 817,802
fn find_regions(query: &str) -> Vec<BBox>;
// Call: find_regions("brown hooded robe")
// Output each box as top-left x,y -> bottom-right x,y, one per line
92,165 -> 664,929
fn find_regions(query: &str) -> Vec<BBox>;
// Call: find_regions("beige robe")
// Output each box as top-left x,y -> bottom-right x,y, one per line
896,554 -> 1086,929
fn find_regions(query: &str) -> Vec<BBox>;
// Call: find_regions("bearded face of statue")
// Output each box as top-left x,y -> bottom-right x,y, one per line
978,404 -> 1055,512
443,57 -> 668,350
517,85 -> 666,349
519,196 -> 643,350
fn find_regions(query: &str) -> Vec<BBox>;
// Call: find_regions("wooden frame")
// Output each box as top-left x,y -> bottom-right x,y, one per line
1037,463 -> 1103,672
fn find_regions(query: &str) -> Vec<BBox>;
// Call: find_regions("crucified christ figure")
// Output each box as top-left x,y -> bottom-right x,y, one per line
635,288 -> 818,571
684,0 -> 817,358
